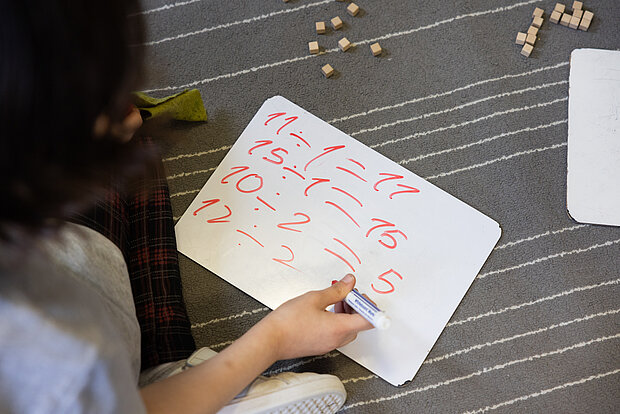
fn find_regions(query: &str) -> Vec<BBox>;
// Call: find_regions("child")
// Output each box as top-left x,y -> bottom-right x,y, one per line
0,1 -> 372,413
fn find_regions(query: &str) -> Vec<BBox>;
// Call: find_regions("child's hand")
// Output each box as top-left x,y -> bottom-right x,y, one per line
258,274 -> 373,361
93,105 -> 143,142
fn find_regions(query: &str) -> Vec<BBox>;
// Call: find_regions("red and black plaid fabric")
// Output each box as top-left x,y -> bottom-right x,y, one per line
72,136 -> 195,370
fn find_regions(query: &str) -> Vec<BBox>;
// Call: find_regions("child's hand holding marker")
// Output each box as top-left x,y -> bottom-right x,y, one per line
256,274 -> 374,360
332,278 -> 391,330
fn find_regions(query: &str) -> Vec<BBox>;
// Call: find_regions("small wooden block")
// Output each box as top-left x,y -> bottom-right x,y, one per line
554,3 -> 566,13
550,10 -> 562,24
569,15 -> 581,29
525,33 -> 536,45
308,41 -> 319,54
315,21 -> 326,34
331,16 -> 343,30
338,37 -> 352,52
560,13 -> 572,26
515,32 -> 527,45
572,1 -> 583,10
582,10 -> 594,21
370,42 -> 382,56
321,64 -> 334,78
532,16 -> 544,28
527,25 -> 539,35
532,7 -> 544,18
573,9 -> 583,18
578,15 -> 592,31
521,43 -> 534,57
346,3 -> 360,17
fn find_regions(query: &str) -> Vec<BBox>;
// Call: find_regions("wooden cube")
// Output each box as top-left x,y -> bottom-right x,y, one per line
338,37 -> 352,52
525,33 -> 536,45
532,7 -> 544,18
569,15 -> 581,29
560,13 -> 572,26
582,10 -> 594,21
532,16 -> 544,28
572,1 -> 583,10
550,10 -> 562,24
515,32 -> 527,45
527,25 -> 539,35
308,41 -> 319,54
321,64 -> 334,78
579,15 -> 592,31
346,3 -> 360,17
554,3 -> 566,13
315,21 -> 326,34
521,43 -> 534,57
370,42 -> 382,56
573,9 -> 583,18
331,16 -> 343,30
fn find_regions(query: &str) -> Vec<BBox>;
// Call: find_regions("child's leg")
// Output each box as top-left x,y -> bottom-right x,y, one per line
72,136 -> 195,370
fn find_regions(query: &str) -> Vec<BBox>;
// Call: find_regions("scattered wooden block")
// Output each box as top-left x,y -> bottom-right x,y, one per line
532,7 -> 544,18
527,25 -> 539,35
521,43 -> 534,57
572,1 -> 583,10
554,3 -> 566,13
346,3 -> 360,17
331,16 -> 343,30
573,9 -> 583,18
315,21 -> 326,34
515,32 -> 527,45
569,15 -> 581,29
582,10 -> 594,21
338,37 -> 352,52
579,15 -> 592,31
308,41 -> 319,54
550,10 -> 562,24
532,16 -> 544,28
525,33 -> 536,45
560,13 -> 572,26
321,64 -> 334,78
370,42 -> 382,56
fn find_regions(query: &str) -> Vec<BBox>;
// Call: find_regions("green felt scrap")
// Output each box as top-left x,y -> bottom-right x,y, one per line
133,89 -> 207,122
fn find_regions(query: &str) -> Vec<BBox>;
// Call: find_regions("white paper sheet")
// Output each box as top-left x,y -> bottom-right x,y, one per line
176,96 -> 501,385
567,48 -> 620,227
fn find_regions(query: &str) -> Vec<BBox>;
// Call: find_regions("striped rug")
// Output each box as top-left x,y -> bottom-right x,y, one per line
136,0 -> 620,411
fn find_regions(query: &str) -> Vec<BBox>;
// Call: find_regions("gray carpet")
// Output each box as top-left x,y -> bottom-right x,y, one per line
136,0 -> 620,412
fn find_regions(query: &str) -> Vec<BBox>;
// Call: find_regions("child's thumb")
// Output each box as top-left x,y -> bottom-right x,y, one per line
319,274 -> 355,307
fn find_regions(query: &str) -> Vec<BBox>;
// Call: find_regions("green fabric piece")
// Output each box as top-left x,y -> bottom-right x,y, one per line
133,89 -> 207,122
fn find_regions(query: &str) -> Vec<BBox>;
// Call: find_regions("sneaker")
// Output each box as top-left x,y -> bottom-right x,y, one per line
218,371 -> 346,414
185,347 -> 347,413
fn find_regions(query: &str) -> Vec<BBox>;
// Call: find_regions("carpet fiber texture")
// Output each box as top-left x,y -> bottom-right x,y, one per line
137,0 -> 620,412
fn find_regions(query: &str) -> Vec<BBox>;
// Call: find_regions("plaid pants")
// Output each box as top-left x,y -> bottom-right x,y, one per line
71,137 -> 195,371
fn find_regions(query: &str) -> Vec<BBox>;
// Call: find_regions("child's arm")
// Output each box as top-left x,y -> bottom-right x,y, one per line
139,274 -> 371,414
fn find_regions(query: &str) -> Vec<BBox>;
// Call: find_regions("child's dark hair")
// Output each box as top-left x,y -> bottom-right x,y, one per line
0,0 -> 150,240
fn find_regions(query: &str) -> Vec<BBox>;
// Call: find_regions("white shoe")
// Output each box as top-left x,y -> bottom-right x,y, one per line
217,371 -> 346,414
186,348 -> 347,413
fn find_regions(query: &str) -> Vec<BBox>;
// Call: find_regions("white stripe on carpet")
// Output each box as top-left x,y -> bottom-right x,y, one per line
424,141 -> 567,180
371,97 -> 568,149
477,239 -> 620,280
340,333 -> 620,410
494,224 -> 587,250
399,119 -> 567,165
462,368 -> 620,414
328,61 -> 568,124
425,308 -> 620,365
351,81 -> 568,137
135,0 -> 332,43
447,278 -> 620,327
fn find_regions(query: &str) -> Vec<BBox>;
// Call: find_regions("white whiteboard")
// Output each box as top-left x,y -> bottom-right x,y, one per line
176,96 -> 501,386
567,48 -> 620,227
